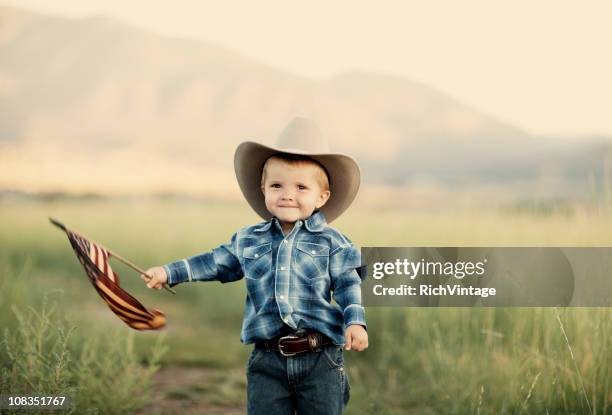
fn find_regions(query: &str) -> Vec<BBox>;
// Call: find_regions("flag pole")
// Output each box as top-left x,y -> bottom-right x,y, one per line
49,217 -> 177,295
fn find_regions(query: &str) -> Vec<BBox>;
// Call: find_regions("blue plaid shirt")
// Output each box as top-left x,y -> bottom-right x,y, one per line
163,210 -> 366,345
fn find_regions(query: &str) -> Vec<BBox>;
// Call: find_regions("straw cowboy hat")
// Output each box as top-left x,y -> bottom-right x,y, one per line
234,117 -> 360,223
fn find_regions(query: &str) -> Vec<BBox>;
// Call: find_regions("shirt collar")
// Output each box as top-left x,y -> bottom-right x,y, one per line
253,220 -> 273,233
253,210 -> 327,233
304,210 -> 327,232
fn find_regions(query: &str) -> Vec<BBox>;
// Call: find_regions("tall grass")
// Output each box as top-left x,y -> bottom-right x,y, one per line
0,264 -> 168,415
1,299 -> 167,415
349,307 -> 611,414
1,296 -> 77,407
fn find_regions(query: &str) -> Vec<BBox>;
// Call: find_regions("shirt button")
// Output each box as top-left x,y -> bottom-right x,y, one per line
280,266 -> 286,271
279,295 -> 284,299
254,253 -> 259,258
311,250 -> 316,254
283,239 -> 288,244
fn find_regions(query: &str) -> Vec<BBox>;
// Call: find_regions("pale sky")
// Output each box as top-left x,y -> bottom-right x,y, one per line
6,0 -> 612,138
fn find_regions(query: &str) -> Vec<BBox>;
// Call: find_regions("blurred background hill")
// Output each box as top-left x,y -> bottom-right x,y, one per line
1,4 -> 611,207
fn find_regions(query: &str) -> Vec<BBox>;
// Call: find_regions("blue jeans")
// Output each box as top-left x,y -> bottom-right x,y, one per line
246,345 -> 351,414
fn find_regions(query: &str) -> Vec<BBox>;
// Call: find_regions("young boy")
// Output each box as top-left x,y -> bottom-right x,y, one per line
141,117 -> 368,414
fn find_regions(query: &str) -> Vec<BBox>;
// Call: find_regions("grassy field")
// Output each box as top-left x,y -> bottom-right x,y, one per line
1,197 -> 611,414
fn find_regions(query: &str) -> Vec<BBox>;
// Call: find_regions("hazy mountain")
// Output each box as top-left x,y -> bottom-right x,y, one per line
0,5 -> 609,198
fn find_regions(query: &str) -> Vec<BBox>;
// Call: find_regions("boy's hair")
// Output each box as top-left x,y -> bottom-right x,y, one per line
261,154 -> 330,191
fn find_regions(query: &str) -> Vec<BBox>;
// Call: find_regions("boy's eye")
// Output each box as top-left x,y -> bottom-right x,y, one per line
297,185 -> 307,190
270,184 -> 281,189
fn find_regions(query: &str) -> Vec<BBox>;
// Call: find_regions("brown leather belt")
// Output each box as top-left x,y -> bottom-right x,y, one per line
256,331 -> 331,357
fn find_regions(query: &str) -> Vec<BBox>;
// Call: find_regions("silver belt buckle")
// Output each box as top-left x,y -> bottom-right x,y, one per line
278,334 -> 299,357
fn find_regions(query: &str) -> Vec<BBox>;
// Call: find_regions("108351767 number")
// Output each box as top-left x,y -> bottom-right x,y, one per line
0,394 -> 71,409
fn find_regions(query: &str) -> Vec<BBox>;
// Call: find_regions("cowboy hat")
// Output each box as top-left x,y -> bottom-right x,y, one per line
234,117 -> 360,223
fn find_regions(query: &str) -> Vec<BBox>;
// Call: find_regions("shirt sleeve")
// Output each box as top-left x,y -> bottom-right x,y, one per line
329,242 -> 367,329
162,232 -> 243,287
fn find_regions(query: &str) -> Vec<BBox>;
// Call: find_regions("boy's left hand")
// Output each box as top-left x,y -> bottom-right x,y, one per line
344,325 -> 368,351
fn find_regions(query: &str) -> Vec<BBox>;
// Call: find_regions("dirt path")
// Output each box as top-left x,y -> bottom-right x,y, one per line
137,366 -> 247,415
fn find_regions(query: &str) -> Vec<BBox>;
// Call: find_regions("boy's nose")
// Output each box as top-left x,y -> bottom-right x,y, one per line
281,191 -> 295,200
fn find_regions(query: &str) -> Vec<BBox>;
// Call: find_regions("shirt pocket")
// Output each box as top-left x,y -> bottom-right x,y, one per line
294,242 -> 330,281
243,243 -> 273,311
243,243 -> 272,280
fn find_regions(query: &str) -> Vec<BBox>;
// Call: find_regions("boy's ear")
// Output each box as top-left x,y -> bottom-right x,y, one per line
316,190 -> 331,208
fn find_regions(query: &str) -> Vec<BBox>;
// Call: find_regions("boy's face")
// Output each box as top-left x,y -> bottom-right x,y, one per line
261,158 -> 331,230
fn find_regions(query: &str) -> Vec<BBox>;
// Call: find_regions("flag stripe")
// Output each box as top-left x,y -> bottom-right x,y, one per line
111,271 -> 120,285
98,290 -> 153,323
94,277 -> 154,319
93,243 -> 99,270
92,281 -> 153,321
97,271 -> 153,312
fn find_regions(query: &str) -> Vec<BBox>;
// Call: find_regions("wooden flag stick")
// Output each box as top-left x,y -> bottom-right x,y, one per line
49,217 -> 177,295
103,246 -> 177,295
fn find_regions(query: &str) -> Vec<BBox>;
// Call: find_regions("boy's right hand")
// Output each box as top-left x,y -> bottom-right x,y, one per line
140,266 -> 168,290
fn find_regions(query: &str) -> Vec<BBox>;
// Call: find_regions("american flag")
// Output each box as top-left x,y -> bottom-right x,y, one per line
52,219 -> 166,330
